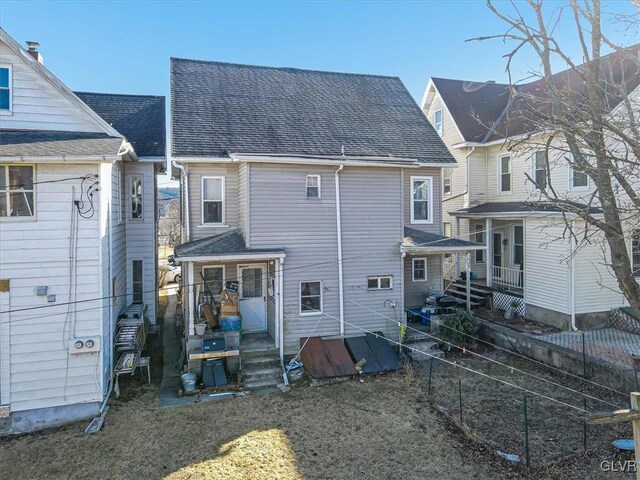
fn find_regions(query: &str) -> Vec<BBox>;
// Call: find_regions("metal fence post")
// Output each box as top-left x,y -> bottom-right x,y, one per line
523,394 -> 530,468
582,332 -> 587,378
458,379 -> 463,424
427,358 -> 433,395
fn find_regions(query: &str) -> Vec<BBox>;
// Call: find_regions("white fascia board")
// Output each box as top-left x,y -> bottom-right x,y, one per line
176,252 -> 286,262
230,153 -> 456,169
401,245 -> 486,254
0,28 -> 123,138
138,156 -> 167,163
449,211 -> 603,219
0,155 -> 122,163
170,156 -> 233,163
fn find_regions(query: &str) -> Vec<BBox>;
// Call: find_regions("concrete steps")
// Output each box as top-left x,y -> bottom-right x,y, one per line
406,340 -> 445,363
241,348 -> 282,390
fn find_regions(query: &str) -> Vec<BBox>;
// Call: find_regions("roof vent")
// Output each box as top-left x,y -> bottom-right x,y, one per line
25,41 -> 44,64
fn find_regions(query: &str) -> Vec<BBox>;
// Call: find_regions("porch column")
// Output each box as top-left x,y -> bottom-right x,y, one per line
486,218 -> 493,287
187,261 -> 195,336
455,217 -> 461,279
465,252 -> 472,312
278,257 -> 285,365
274,260 -> 281,350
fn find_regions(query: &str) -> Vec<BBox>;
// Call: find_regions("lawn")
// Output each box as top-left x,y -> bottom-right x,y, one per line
0,370 -> 511,480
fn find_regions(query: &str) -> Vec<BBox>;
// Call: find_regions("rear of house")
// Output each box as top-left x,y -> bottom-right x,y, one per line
0,29 -> 165,433
420,48 -> 640,329
170,59 -> 482,366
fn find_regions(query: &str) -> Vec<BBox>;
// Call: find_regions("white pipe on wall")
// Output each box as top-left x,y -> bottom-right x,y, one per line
279,258 -> 285,364
334,164 -> 345,336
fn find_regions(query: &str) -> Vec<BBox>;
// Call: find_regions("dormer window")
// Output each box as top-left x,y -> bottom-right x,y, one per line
434,109 -> 443,136
0,65 -> 11,111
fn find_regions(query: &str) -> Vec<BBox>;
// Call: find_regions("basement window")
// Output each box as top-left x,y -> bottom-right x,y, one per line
0,165 -> 34,217
368,276 -> 393,290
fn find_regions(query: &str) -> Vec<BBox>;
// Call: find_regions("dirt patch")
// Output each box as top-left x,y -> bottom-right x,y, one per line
421,348 -> 633,478
475,308 -> 559,335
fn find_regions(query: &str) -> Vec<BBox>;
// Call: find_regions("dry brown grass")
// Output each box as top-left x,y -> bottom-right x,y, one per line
0,371 -> 508,480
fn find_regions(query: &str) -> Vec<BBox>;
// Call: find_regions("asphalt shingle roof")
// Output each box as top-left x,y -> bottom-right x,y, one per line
403,227 -> 483,249
451,201 -> 603,215
75,92 -> 166,157
0,131 -> 124,157
175,229 -> 284,258
171,59 -> 455,164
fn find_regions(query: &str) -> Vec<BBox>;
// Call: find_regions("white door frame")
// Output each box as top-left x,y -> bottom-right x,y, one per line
237,263 -> 268,333
492,231 -> 503,276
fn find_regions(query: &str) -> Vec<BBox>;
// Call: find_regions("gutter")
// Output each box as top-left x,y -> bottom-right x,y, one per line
443,147 -> 474,204
335,164 -> 345,336
172,161 -> 189,242
0,155 -> 122,163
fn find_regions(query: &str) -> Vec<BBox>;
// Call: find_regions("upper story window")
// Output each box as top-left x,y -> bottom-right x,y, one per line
130,176 -> 143,219
443,222 -> 452,237
411,176 -> 433,224
499,155 -> 512,193
434,109 -> 443,136
300,281 -> 322,315
532,150 -> 548,191
306,175 -> 321,199
632,230 -> 640,278
202,176 -> 225,224
443,168 -> 452,195
367,275 -> 393,290
412,259 -> 427,282
0,65 -> 11,111
569,167 -> 589,190
0,165 -> 34,217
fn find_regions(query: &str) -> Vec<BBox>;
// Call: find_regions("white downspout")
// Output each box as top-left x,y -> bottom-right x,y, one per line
172,161 -> 189,241
335,164 -> 345,336
569,220 -> 577,330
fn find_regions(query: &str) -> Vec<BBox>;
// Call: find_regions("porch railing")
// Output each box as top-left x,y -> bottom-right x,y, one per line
491,266 -> 524,290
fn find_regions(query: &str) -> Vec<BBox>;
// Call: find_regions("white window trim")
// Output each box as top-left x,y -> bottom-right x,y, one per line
0,163 -> 36,221
0,64 -> 13,115
410,175 -> 434,224
367,275 -> 394,290
201,176 -> 225,225
132,259 -> 144,303
497,154 -> 512,194
531,150 -> 547,192
412,258 -> 428,282
306,174 -> 321,199
202,265 -> 225,298
434,109 -> 443,136
511,225 -> 524,268
474,223 -> 485,264
442,168 -> 452,196
129,175 -> 144,221
568,166 -> 590,191
299,280 -> 323,316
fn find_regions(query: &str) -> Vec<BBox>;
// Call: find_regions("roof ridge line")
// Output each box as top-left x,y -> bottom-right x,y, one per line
74,91 -> 165,99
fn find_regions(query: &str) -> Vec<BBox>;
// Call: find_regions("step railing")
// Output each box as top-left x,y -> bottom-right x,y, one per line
491,266 -> 523,289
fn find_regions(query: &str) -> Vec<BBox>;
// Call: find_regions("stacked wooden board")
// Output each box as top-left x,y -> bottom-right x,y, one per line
299,333 -> 399,379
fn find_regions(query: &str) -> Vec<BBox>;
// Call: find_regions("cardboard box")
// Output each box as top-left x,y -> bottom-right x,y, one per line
220,291 -> 238,306
220,303 -> 238,315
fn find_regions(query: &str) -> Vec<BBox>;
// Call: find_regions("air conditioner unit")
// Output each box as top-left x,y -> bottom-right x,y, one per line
69,337 -> 101,354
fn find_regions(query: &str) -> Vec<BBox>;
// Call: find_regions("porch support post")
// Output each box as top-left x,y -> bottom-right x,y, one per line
455,217 -> 461,279
274,261 -> 280,350
187,261 -> 195,336
278,257 -> 285,365
465,252 -> 472,312
486,218 -> 493,287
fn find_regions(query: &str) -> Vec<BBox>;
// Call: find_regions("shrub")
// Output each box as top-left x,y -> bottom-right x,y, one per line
439,310 -> 480,348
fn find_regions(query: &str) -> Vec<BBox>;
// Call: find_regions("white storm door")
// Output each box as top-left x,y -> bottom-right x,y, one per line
238,264 -> 267,332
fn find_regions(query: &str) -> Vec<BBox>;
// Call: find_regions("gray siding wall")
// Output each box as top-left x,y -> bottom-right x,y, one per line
404,255 -> 443,308
340,167 -> 403,340
248,163 -> 342,353
187,162 -> 239,241
238,163 -> 249,244
403,167 -> 443,235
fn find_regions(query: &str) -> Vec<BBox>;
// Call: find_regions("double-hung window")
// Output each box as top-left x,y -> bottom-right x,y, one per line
512,225 -> 524,267
569,167 -> 589,190
499,155 -> 511,193
306,175 -> 320,198
533,151 -> 548,191
0,165 -> 34,217
412,259 -> 427,282
202,176 -> 224,224
633,230 -> 640,278
0,65 -> 11,111
130,176 -> 143,219
202,266 -> 224,299
474,223 -> 485,263
367,276 -> 393,290
443,168 -> 452,195
434,109 -> 443,136
300,281 -> 322,315
132,260 -> 143,303
411,176 -> 433,224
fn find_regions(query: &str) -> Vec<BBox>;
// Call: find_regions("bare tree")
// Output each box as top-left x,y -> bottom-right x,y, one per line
472,0 -> 640,309
158,199 -> 181,248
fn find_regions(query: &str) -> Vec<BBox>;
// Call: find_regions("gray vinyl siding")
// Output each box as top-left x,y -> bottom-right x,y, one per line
340,167 -> 403,340
404,255 -> 443,308
124,162 -> 157,322
403,167 -> 443,234
248,163 -> 341,353
187,162 -> 239,240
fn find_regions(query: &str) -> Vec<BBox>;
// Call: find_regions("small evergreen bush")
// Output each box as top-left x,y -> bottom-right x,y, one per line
439,310 -> 480,348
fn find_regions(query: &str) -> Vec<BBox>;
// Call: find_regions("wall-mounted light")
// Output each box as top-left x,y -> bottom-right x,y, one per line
502,238 -> 509,246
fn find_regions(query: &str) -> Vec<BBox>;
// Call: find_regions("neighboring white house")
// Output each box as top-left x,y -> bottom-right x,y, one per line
421,46 -> 640,330
0,29 -> 165,434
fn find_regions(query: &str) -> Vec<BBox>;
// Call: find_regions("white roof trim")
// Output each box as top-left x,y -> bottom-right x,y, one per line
177,252 -> 286,262
401,245 -> 486,254
230,153 -> 457,169
420,78 -> 466,143
0,155 -> 122,163
0,28 -> 122,138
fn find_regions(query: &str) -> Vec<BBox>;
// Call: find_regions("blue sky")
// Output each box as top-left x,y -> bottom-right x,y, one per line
2,1 -> 637,183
